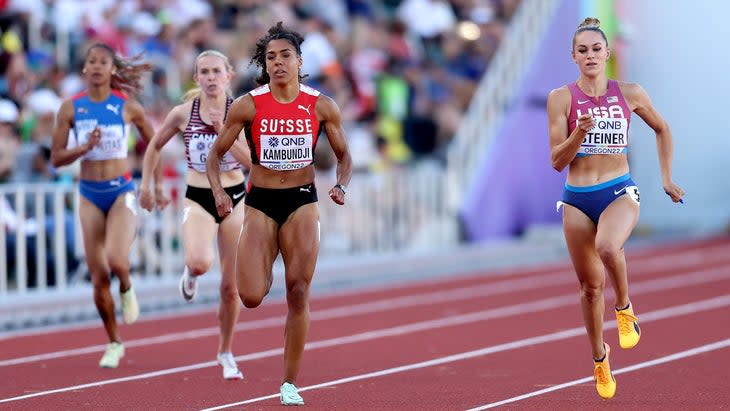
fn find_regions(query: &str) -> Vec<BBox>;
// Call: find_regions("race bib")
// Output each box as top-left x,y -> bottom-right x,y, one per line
260,134 -> 313,171
76,119 -> 128,160
188,132 -> 238,172
577,118 -> 628,155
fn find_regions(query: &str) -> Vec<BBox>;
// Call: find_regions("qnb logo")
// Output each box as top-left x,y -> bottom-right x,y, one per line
268,136 -> 280,148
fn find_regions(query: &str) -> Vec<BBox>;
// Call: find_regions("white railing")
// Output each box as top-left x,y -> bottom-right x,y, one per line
0,165 -> 457,295
446,0 -> 560,212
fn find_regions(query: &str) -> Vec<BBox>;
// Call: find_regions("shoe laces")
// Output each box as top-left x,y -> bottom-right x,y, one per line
617,310 -> 638,335
218,352 -> 236,369
281,383 -> 300,397
594,363 -> 610,385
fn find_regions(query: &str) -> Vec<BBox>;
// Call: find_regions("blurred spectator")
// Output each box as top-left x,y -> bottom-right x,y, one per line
0,98 -> 20,182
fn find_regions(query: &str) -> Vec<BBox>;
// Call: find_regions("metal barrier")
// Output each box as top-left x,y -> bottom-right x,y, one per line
0,165 -> 457,296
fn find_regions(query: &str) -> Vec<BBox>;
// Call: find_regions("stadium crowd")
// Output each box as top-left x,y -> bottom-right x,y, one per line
1,0 -> 520,182
1,0 -> 520,284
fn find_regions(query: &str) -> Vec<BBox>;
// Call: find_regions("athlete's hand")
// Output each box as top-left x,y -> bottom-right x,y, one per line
155,187 -> 171,210
139,188 -> 155,211
577,113 -> 595,132
213,188 -> 233,218
84,127 -> 102,152
663,181 -> 685,204
329,185 -> 345,205
209,109 -> 224,134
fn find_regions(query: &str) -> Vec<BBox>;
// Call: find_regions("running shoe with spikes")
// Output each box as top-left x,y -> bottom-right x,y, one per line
280,382 -> 304,406
99,342 -> 125,368
216,352 -> 243,380
121,286 -> 139,324
616,302 -> 641,349
593,343 -> 616,399
179,267 -> 198,302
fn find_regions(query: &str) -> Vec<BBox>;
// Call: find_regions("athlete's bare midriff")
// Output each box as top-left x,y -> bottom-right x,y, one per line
567,154 -> 630,187
248,164 -> 315,189
187,168 -> 244,189
79,158 -> 130,181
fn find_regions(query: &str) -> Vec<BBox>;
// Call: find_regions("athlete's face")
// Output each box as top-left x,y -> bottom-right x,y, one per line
83,47 -> 115,87
194,55 -> 232,97
265,39 -> 302,85
572,31 -> 610,77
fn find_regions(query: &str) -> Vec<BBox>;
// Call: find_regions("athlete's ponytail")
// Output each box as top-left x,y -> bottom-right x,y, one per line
84,43 -> 152,96
572,17 -> 608,48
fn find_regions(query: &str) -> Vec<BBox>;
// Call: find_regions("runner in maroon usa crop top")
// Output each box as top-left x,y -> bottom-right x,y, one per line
245,83 -> 321,171
567,79 -> 631,158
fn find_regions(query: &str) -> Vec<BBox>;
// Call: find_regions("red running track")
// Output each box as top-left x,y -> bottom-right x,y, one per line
1,235 -> 729,410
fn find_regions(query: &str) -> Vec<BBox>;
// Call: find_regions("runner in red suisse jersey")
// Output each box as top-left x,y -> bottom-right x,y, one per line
206,22 -> 352,406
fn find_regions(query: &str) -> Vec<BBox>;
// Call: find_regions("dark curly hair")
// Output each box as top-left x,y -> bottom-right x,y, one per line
85,43 -> 152,96
250,22 -> 308,85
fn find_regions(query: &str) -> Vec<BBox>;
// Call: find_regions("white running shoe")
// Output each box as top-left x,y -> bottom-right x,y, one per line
99,342 -> 125,368
280,382 -> 304,406
216,352 -> 243,380
179,267 -> 198,302
120,286 -> 139,324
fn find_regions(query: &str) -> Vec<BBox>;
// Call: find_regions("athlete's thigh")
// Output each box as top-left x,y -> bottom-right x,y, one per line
78,197 -> 109,276
104,191 -> 139,257
279,203 -> 320,286
182,198 -> 218,266
562,204 -> 603,283
217,199 -> 245,283
237,206 -> 279,292
596,195 -> 639,250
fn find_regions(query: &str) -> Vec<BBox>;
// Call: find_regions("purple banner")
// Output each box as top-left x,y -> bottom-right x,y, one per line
460,0 -> 579,242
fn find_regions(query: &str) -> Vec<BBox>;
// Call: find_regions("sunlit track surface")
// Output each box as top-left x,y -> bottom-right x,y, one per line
1,235 -> 728,410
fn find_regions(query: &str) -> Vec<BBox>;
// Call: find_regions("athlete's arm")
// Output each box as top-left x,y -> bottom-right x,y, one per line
139,104 -> 187,210
548,87 -> 595,172
317,95 -> 352,205
624,82 -> 685,203
207,94 -> 253,216
50,99 -> 99,168
229,129 -> 253,171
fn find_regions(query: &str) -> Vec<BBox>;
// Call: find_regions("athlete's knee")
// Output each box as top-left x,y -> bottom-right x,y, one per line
240,290 -> 264,308
286,278 -> 310,312
595,240 -> 622,263
219,280 -> 239,306
185,256 -> 213,276
92,277 -> 112,293
579,279 -> 605,302
89,267 -> 112,289
107,255 -> 130,276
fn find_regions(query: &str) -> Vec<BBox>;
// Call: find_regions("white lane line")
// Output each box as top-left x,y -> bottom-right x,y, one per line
2,294 -> 729,405
4,253 -> 729,367
465,338 -> 730,410
0,274 -> 571,367
2,240 -> 727,342
200,304 -> 730,411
